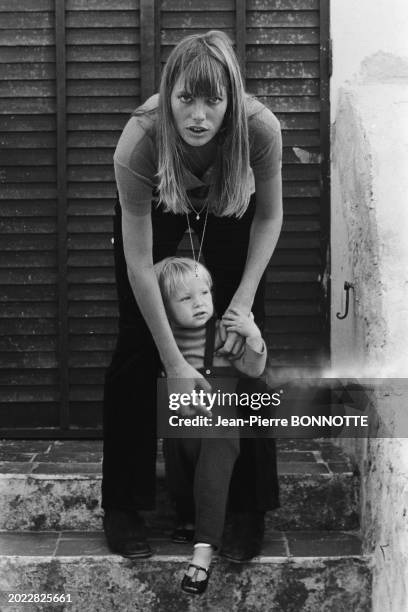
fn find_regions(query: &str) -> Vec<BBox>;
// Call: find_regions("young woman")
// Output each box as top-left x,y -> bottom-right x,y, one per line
102,30 -> 282,563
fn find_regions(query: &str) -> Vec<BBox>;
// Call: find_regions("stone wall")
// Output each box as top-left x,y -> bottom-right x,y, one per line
330,57 -> 408,612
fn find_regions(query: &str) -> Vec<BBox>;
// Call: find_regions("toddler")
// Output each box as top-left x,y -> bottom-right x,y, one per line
155,257 -> 267,595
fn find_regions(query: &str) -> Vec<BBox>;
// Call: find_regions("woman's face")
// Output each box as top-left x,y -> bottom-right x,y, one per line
170,75 -> 228,147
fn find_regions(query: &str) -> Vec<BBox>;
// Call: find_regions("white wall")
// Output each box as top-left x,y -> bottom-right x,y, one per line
331,0 -> 408,115
330,3 -> 408,611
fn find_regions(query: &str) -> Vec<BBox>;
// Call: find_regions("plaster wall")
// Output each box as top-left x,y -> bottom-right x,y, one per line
331,0 -> 408,115
330,10 -> 408,610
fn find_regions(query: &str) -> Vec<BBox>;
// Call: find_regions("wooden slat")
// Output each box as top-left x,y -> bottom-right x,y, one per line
161,12 -> 234,28
0,98 -> 56,113
161,0 -> 233,9
1,115 -> 56,131
247,62 -> 319,78
67,46 -> 140,61
66,29 -> 140,45
247,11 -> 319,27
246,45 -> 319,61
0,235 -> 57,251
68,285 -> 117,300
1,133 -> 56,147
256,96 -> 320,112
66,97 -> 138,113
161,28 -> 319,45
0,12 -> 54,28
0,336 -> 57,351
0,371 -> 58,385
67,80 -> 139,96
0,269 -> 58,284
67,0 -> 140,9
0,304 -> 58,318
0,63 -> 55,80
67,114 -> 129,130
0,353 -> 58,368
247,79 -> 319,96
0,252 -> 57,267
1,169 -> 57,183
0,0 -> 52,8
67,63 -> 140,79
0,47 -> 55,62
66,11 -> 139,28
247,0 -> 319,9
0,319 -> 57,335
0,150 -> 56,165
1,30 -> 55,45
67,132 -> 119,147
0,285 -> 57,300
0,388 -> 59,402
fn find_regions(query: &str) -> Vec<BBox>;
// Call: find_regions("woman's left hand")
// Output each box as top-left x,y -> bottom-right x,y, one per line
216,318 -> 245,358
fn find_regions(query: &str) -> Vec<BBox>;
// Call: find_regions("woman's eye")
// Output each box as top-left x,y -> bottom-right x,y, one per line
180,296 -> 190,301
179,94 -> 192,103
208,97 -> 222,105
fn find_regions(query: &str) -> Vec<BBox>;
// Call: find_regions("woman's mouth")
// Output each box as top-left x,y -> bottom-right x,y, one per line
187,126 -> 208,135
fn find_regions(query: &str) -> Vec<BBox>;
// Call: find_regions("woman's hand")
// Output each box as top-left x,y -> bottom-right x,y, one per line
222,308 -> 261,341
216,319 -> 246,359
166,360 -> 212,417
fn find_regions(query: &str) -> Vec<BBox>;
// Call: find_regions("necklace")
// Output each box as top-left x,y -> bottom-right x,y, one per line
186,206 -> 209,277
188,200 -> 205,221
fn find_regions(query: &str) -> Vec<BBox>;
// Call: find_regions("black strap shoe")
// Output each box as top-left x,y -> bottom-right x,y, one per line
103,509 -> 152,559
220,511 -> 265,563
181,563 -> 210,595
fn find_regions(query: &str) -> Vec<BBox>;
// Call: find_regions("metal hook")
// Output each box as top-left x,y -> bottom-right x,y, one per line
336,281 -> 354,320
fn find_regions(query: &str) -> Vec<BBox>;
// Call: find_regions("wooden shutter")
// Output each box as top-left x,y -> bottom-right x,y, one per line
0,0 -> 329,436
0,1 -> 60,430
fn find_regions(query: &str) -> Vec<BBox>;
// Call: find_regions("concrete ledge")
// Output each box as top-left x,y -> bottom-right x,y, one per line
0,440 -> 359,532
0,532 -> 372,612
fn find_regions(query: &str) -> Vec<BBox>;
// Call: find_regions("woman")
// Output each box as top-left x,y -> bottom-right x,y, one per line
102,30 -> 282,562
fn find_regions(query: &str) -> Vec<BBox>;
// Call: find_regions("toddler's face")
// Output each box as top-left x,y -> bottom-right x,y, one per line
166,273 -> 214,328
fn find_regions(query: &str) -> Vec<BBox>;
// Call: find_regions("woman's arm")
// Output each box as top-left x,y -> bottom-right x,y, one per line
231,172 -> 283,312
219,173 -> 282,355
121,207 -> 210,394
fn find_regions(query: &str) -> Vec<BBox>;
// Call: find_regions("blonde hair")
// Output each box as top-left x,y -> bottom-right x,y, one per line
157,30 -> 251,218
154,257 -> 212,302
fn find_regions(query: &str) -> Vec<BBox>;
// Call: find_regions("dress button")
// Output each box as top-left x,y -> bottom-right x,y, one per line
205,369 -> 211,375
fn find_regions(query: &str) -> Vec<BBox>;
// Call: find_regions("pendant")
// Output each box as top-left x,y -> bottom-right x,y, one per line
196,214 -> 200,220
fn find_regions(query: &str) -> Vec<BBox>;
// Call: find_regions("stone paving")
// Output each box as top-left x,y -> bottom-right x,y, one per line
0,529 -> 363,558
0,438 -> 355,475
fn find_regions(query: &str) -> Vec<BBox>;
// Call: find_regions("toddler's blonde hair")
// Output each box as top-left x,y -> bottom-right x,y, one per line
154,257 -> 212,302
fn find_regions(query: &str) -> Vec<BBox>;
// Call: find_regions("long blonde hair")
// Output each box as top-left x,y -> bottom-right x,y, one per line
157,30 -> 251,217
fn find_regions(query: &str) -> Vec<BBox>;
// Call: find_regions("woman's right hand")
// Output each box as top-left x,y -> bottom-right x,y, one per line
166,360 -> 212,417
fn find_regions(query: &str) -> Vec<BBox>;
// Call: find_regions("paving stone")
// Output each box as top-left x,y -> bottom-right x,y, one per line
286,531 -> 363,557
31,463 -> 101,475
0,532 -> 372,612
0,441 -> 359,532
34,452 -> 102,463
0,440 -> 52,453
0,532 -> 59,556
278,451 -> 317,462
277,461 -> 330,475
0,452 -> 36,462
0,462 -> 36,474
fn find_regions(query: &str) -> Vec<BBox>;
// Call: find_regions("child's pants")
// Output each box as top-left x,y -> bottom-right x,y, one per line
163,437 -> 240,549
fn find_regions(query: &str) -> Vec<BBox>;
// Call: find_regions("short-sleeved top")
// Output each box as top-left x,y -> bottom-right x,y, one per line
113,93 -> 282,215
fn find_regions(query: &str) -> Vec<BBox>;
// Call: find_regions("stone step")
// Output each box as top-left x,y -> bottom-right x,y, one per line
0,440 -> 359,532
0,530 -> 372,612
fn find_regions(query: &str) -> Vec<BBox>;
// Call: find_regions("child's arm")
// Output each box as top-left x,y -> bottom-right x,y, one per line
221,308 -> 267,377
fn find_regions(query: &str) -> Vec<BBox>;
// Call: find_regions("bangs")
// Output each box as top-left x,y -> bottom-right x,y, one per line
180,54 -> 229,98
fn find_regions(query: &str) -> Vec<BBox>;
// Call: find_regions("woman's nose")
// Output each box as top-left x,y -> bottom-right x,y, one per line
191,101 -> 206,122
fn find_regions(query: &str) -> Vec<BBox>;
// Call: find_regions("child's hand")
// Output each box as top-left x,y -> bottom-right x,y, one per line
222,308 -> 262,341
